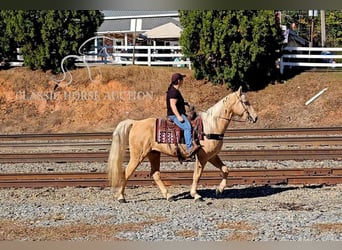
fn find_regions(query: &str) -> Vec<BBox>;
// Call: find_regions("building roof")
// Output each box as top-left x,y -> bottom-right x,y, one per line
102,11 -> 179,19
97,11 -> 181,35
143,22 -> 182,39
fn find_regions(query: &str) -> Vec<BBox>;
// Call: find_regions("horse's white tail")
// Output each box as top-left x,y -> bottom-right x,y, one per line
108,119 -> 134,188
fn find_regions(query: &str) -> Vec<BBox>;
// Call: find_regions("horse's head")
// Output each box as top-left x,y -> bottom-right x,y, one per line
231,86 -> 258,123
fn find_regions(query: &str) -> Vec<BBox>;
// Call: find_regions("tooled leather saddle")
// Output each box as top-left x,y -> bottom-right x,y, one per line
155,105 -> 203,163
155,116 -> 203,144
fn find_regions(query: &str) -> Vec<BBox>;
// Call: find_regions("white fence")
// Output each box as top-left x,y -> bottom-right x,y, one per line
75,45 -> 192,69
280,47 -> 342,74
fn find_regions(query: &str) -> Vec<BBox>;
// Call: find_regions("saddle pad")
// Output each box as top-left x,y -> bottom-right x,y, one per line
155,118 -> 182,144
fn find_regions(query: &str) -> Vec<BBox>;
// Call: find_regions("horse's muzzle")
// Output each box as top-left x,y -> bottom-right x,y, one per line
248,115 -> 258,123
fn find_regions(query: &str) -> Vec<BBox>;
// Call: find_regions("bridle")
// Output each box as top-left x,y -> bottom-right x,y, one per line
202,92 -> 253,141
219,93 -> 252,122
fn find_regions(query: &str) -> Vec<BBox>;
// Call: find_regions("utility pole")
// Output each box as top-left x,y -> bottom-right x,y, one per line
321,10 -> 326,47
132,18 -> 137,65
308,10 -> 318,47
310,19 -> 314,47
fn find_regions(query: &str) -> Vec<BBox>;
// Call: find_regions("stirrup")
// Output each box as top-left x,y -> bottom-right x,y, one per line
186,144 -> 200,158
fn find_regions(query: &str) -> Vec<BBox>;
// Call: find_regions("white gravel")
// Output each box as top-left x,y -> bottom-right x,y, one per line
0,184 -> 341,241
0,159 -> 341,173
1,158 -> 341,241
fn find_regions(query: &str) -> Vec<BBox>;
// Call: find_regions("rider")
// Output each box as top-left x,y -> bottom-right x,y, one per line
166,73 -> 200,157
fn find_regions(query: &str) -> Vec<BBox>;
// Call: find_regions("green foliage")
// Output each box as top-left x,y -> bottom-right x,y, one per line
0,10 -> 103,72
325,11 -> 342,47
0,12 -> 17,62
179,10 -> 284,90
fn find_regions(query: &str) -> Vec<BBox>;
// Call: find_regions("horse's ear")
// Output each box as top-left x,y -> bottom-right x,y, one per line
237,86 -> 242,96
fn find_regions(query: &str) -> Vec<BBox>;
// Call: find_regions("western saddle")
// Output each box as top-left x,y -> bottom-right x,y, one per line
155,105 -> 203,162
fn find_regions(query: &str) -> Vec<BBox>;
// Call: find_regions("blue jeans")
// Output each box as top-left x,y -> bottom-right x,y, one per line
168,114 -> 192,150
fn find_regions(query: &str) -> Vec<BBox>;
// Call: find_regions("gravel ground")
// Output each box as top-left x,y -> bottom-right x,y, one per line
1,160 -> 341,173
0,183 -> 341,241
1,159 -> 341,241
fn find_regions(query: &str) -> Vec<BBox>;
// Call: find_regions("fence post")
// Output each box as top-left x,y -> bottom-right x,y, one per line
280,57 -> 284,74
147,47 -> 151,66
187,58 -> 191,70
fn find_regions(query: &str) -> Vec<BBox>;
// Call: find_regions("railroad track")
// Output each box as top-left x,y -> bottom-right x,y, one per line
0,127 -> 341,141
1,168 -> 341,188
0,148 -> 341,163
0,128 -> 341,188
0,127 -> 341,162
1,136 -> 341,151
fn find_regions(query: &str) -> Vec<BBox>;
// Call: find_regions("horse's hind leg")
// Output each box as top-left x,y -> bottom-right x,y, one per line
208,155 -> 228,197
148,151 -> 174,201
116,155 -> 143,203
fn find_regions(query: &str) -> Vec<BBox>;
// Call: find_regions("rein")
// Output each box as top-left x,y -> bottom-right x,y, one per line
231,116 -> 249,122
218,115 -> 246,122
218,116 -> 231,121
222,92 -> 253,123
198,92 -> 252,140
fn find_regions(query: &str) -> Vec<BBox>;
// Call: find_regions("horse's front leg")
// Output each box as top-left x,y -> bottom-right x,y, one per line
190,151 -> 207,201
208,154 -> 229,197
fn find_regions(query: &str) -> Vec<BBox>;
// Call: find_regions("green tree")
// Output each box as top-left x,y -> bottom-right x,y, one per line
0,10 -> 103,72
325,10 -> 342,47
179,10 -> 284,90
0,15 -> 7,61
0,15 -> 17,63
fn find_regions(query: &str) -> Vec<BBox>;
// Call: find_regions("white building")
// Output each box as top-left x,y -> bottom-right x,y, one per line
95,11 -> 182,49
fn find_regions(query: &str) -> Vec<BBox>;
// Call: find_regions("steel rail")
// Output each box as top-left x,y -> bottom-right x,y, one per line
0,127 -> 341,141
0,168 -> 341,188
1,136 -> 341,149
0,148 -> 341,163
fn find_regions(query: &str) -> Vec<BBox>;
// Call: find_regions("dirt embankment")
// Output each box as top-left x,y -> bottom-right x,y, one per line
0,66 -> 341,134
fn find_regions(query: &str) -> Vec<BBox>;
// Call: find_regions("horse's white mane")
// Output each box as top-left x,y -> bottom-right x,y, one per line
200,94 -> 233,133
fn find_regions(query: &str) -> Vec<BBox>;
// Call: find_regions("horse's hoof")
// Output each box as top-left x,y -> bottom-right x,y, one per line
167,196 -> 176,202
215,188 -> 223,198
118,198 -> 127,203
194,197 -> 204,202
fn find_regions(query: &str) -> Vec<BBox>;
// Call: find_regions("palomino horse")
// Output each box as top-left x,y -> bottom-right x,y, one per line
108,86 -> 258,202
